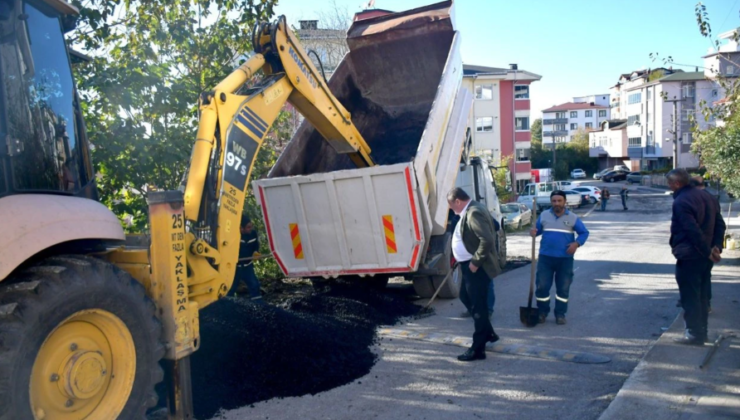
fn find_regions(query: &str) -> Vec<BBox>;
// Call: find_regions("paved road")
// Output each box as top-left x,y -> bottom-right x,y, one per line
213,186 -> 739,420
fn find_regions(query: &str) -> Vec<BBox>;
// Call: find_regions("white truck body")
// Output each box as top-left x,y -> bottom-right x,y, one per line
517,182 -> 558,210
253,2 -> 473,287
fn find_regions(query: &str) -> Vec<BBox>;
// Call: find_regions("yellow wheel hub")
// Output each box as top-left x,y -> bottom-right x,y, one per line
30,310 -> 136,420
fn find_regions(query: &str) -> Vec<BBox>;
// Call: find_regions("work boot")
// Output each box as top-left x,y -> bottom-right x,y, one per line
556,316 -> 567,325
488,332 -> 500,344
538,314 -> 547,324
457,347 -> 486,362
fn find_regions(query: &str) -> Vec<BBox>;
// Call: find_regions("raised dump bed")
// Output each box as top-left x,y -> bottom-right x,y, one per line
254,1 -> 471,295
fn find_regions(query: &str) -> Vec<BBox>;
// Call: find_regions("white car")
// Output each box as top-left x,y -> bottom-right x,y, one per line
571,186 -> 601,204
570,169 -> 586,179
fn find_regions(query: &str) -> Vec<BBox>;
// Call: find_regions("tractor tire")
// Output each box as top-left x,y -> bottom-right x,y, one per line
0,255 -> 164,420
412,276 -> 436,298
431,264 -> 462,299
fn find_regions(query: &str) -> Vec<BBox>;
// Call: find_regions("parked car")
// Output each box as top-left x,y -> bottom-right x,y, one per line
502,203 -> 532,229
593,168 -> 611,180
556,180 -> 575,190
626,172 -> 643,184
602,170 -> 629,183
614,165 -> 630,172
563,190 -> 585,208
570,169 -> 586,179
571,186 -> 601,204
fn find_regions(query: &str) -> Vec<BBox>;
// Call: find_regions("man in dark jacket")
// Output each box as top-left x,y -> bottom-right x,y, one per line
667,169 -> 723,345
447,188 -> 502,362
228,215 -> 264,303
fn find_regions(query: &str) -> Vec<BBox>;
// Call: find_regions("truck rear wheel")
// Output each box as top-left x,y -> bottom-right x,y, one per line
431,264 -> 462,299
0,255 -> 164,420
412,277 -> 436,298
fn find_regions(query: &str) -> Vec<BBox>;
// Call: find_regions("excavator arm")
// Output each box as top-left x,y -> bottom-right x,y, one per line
180,15 -> 375,311
107,14 -> 375,419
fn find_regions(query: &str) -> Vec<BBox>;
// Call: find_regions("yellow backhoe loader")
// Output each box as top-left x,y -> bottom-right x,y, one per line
0,0 -> 374,418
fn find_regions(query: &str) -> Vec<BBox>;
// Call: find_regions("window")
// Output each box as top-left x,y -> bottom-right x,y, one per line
628,115 -> 641,125
555,124 -> 566,131
585,110 -> 593,117
628,137 -> 641,147
586,123 -> 593,129
682,84 -> 695,98
683,132 -> 693,144
554,136 -> 567,143
712,89 -> 718,97
681,109 -> 694,121
647,89 -> 652,100
516,148 -> 530,162
514,85 -> 529,99
515,117 -> 530,131
599,110 -> 607,117
570,111 -> 578,118
1,2 -> 90,193
476,117 -> 493,132
628,93 -> 642,104
555,112 -> 566,119
570,123 -> 578,130
647,130 -> 654,146
475,85 -> 493,100
726,65 -> 736,76
538,183 -> 554,193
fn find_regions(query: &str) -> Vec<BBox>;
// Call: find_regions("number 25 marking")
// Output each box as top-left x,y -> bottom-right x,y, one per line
171,214 -> 183,229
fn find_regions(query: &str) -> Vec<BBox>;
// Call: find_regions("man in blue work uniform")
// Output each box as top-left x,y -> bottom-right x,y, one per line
229,215 -> 264,303
530,191 -> 589,325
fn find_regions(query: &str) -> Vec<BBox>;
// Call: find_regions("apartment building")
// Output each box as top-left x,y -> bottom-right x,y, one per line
462,64 -> 543,193
541,95 -> 610,147
591,68 -> 716,170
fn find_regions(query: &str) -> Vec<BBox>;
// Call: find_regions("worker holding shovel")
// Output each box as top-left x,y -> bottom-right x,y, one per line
530,191 -> 589,325
229,215 -> 265,303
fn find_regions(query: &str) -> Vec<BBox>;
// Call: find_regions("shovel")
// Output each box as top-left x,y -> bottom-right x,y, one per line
520,198 -> 540,327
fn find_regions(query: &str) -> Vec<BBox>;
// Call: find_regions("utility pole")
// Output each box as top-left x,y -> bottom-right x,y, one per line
665,97 -> 681,169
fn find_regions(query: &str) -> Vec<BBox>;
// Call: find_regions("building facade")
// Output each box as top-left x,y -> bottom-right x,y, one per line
461,64 -> 542,193
541,95 -> 610,147
591,68 -> 717,170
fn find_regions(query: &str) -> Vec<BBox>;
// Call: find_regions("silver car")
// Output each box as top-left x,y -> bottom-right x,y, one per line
502,203 -> 532,229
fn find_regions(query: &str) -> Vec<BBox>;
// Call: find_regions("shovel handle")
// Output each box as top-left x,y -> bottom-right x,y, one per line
529,198 -> 537,308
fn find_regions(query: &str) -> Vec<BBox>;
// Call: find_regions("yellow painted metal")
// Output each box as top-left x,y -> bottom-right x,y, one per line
148,193 -> 199,360
29,310 -> 135,420
215,54 -> 266,94
257,17 -> 375,167
183,104 -> 218,222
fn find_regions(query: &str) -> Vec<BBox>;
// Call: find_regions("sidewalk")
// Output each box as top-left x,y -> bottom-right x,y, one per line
598,250 -> 740,420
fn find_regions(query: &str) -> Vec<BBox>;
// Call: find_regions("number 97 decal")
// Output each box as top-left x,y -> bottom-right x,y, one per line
226,152 -> 247,176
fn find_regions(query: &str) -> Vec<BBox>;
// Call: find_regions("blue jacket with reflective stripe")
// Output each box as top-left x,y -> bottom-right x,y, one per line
535,209 -> 589,258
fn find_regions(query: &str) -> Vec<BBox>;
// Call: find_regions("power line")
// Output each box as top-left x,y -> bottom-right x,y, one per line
719,0 -> 740,32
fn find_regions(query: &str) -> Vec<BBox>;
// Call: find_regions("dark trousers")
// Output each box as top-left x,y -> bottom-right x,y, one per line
601,198 -> 609,211
460,274 -> 495,315
707,261 -> 713,302
621,195 -> 627,209
460,261 -> 494,352
229,264 -> 262,299
535,255 -> 574,317
675,259 -> 710,339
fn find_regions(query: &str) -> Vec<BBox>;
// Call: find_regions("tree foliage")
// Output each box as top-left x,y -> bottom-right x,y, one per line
68,0 -> 286,276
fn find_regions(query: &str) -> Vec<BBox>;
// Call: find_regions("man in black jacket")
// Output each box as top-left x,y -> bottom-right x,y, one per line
667,169 -> 723,345
228,216 -> 264,303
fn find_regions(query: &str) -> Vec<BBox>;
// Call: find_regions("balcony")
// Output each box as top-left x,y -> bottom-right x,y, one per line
543,118 -> 568,125
627,147 -> 643,159
543,130 -> 568,137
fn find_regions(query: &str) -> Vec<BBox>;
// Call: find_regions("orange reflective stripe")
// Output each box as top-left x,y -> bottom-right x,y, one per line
289,223 -> 304,260
383,215 -> 397,254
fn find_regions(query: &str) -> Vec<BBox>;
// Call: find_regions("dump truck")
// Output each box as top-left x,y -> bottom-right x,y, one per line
253,1 -> 506,300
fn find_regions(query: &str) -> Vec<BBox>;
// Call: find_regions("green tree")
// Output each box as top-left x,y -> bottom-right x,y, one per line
531,118 -> 542,149
494,155 -> 513,202
653,2 -> 740,195
69,0 -> 285,276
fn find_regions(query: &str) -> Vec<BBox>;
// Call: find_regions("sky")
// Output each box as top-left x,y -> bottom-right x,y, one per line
273,0 -> 740,119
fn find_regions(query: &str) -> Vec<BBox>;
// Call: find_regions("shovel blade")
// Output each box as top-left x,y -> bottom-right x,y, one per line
519,306 -> 539,327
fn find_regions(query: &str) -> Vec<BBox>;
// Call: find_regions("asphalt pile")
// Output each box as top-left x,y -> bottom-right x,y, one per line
188,280 -> 421,419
